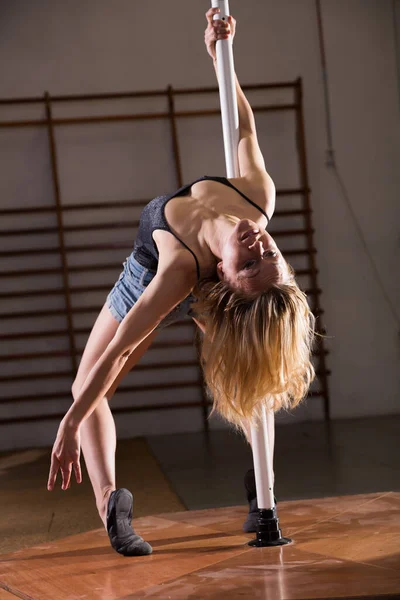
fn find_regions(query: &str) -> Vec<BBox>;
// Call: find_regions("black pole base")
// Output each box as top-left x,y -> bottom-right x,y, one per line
248,507 -> 292,548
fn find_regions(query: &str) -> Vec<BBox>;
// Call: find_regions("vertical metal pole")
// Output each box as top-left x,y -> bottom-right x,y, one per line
211,0 -> 240,178
250,405 -> 275,508
44,91 -> 78,374
211,0 -> 274,512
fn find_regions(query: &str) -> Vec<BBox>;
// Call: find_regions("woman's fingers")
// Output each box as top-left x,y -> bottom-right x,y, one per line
216,24 -> 230,40
73,461 -> 82,485
205,8 -> 235,40
227,15 -> 236,34
48,422 -> 81,490
48,456 -> 81,490
61,463 -> 72,491
205,23 -> 229,48
205,6 -> 219,25
47,454 -> 59,491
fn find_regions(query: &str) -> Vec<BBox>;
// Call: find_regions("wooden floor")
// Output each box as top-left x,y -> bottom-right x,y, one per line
0,492 -> 399,600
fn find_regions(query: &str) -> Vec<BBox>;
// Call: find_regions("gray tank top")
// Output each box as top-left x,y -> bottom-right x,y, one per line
132,175 -> 269,281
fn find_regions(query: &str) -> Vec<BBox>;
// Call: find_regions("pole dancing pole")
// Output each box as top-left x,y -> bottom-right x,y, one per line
211,0 -> 239,178
211,0 -> 291,547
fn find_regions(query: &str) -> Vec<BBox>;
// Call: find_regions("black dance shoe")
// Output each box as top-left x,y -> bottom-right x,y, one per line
106,488 -> 153,556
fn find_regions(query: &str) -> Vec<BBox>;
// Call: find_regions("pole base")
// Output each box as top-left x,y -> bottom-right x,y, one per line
248,536 -> 292,548
247,507 -> 292,548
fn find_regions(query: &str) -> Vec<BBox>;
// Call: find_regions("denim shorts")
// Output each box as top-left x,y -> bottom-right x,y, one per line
106,252 -> 195,330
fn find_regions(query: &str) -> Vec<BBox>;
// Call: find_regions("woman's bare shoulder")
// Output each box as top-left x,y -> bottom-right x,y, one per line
231,171 -> 275,196
230,172 -> 276,218
155,231 -> 198,278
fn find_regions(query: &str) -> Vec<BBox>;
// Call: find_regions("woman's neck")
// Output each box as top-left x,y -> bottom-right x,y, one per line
201,213 -> 240,261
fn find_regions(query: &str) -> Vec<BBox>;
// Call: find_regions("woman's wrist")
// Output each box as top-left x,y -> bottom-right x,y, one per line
61,409 -> 81,433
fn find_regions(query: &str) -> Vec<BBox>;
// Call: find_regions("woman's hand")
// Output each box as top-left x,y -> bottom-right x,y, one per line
205,7 -> 236,60
47,418 -> 82,491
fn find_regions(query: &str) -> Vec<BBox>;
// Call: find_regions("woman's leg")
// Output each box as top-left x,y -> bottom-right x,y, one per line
71,302 -> 158,527
71,304 -> 118,522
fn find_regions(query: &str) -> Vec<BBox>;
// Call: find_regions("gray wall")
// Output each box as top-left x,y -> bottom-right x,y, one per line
0,0 -> 399,451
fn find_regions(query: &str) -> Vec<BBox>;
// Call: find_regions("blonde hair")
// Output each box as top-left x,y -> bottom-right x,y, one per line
191,264 -> 316,435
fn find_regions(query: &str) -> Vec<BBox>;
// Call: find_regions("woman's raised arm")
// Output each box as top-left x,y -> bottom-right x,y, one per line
205,7 -> 275,187
204,10 -> 255,138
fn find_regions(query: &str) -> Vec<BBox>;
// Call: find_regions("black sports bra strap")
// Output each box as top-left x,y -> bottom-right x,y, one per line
203,176 -> 270,224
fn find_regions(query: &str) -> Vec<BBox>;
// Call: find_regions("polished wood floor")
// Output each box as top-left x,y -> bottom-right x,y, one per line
0,492 -> 399,599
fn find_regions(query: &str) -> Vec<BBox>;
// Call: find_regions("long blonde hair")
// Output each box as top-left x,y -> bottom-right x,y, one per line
191,264 -> 316,434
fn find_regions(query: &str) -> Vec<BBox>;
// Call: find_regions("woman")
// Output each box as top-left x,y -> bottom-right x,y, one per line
47,8 -> 315,556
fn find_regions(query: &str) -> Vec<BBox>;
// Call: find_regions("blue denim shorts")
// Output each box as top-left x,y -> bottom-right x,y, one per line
106,252 -> 195,330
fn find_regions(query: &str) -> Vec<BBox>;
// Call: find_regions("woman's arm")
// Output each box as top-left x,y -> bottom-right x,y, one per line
212,58 -> 272,179
211,58 -> 256,140
48,261 -> 195,491
205,8 -> 275,210
66,264 -> 195,428
206,11 -> 255,135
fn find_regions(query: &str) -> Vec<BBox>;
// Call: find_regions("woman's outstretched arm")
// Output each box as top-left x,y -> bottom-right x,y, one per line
205,8 -> 254,133
205,7 -> 275,207
48,260 -> 196,491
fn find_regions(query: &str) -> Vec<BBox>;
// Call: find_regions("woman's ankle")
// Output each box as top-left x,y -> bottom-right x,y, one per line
98,486 -> 115,528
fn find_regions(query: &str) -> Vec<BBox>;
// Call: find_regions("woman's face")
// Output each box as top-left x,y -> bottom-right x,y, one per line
217,218 -> 290,293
